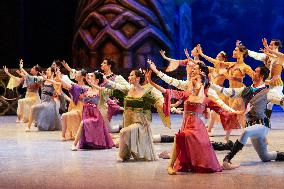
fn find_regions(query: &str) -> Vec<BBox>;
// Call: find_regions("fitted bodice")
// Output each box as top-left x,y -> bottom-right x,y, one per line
41,84 -> 55,101
124,92 -> 155,111
83,94 -> 100,105
184,101 -> 206,114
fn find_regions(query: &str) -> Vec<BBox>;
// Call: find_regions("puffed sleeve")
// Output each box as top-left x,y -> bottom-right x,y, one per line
69,84 -> 87,105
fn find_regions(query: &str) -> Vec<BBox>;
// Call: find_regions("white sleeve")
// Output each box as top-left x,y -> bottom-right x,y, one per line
69,69 -> 76,80
62,75 -> 75,85
157,71 -> 187,90
207,88 -> 236,112
114,75 -> 130,89
210,83 -> 244,98
106,79 -> 130,92
248,50 -> 267,62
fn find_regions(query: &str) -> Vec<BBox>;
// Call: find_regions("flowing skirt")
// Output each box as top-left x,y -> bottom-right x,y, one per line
174,114 -> 222,173
119,110 -> 157,161
17,91 -> 40,122
30,99 -> 61,131
78,104 -> 114,149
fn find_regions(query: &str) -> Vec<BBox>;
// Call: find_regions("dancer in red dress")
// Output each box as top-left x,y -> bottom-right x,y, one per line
146,60 -> 240,174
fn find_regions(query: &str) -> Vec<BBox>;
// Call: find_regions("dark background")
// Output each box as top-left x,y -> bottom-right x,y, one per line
0,0 -> 283,72
0,0 -> 77,68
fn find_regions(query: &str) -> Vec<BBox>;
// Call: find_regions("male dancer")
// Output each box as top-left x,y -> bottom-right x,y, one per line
100,58 -> 129,133
245,39 -> 283,119
210,65 -> 284,169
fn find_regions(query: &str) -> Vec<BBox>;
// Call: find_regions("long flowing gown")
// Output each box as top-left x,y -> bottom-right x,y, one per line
62,84 -> 85,139
17,75 -> 41,122
164,89 -> 239,173
30,84 -> 61,131
71,85 -> 114,149
119,91 -> 157,161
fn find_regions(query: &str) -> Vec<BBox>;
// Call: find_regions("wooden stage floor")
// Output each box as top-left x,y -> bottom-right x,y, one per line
0,113 -> 284,189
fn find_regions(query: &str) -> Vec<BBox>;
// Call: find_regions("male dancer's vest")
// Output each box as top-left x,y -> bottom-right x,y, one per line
241,86 -> 270,128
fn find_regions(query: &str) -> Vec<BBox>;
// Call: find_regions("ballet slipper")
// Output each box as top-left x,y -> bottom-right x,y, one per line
222,162 -> 240,170
159,151 -> 171,159
167,167 -> 176,175
71,144 -> 77,151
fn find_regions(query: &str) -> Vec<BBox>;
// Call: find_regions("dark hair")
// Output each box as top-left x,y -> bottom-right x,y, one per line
105,58 -> 116,70
94,71 -> 104,85
238,45 -> 248,58
257,66 -> 270,81
133,70 -> 145,84
80,68 -> 87,77
271,39 -> 282,50
33,65 -> 41,75
52,60 -> 62,68
219,51 -> 228,62
197,62 -> 210,89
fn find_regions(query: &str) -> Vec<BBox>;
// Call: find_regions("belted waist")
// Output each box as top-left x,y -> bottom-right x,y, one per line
124,106 -> 150,112
84,103 -> 98,108
42,91 -> 53,96
246,117 -> 270,128
184,111 -> 204,118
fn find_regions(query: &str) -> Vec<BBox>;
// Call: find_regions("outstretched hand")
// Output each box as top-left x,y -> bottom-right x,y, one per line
236,40 -> 242,47
61,60 -> 67,66
39,71 -> 47,80
145,69 -> 153,83
19,59 -> 24,69
184,48 -> 190,59
159,50 -> 166,59
147,59 -> 157,72
196,44 -> 203,54
3,66 -> 9,74
262,38 -> 269,48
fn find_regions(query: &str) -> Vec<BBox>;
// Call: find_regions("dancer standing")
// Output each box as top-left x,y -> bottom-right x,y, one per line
100,58 -> 129,133
196,49 -> 230,136
198,44 -> 255,134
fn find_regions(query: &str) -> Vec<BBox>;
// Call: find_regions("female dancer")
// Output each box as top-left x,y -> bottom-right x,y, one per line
26,67 -> 61,131
196,47 -> 239,140
160,46 -> 201,72
99,69 -> 161,161
198,43 -> 255,131
3,60 -> 41,123
60,71 -> 114,151
61,68 -> 87,141
147,60 -> 240,174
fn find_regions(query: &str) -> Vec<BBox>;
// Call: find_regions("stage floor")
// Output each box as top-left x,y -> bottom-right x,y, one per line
0,113 -> 284,189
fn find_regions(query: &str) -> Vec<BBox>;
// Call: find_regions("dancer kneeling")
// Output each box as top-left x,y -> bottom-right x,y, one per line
60,71 -> 114,151
102,70 -> 163,161
147,60 -> 240,174
210,66 -> 284,169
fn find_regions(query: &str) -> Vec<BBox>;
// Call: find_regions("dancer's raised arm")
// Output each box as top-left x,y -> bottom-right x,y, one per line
147,59 -> 187,90
145,70 -> 166,94
18,59 -> 30,76
262,38 -> 284,58
210,83 -> 245,98
197,45 -> 234,67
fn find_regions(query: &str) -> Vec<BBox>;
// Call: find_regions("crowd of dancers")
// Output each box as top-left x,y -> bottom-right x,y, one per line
3,38 -> 284,175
